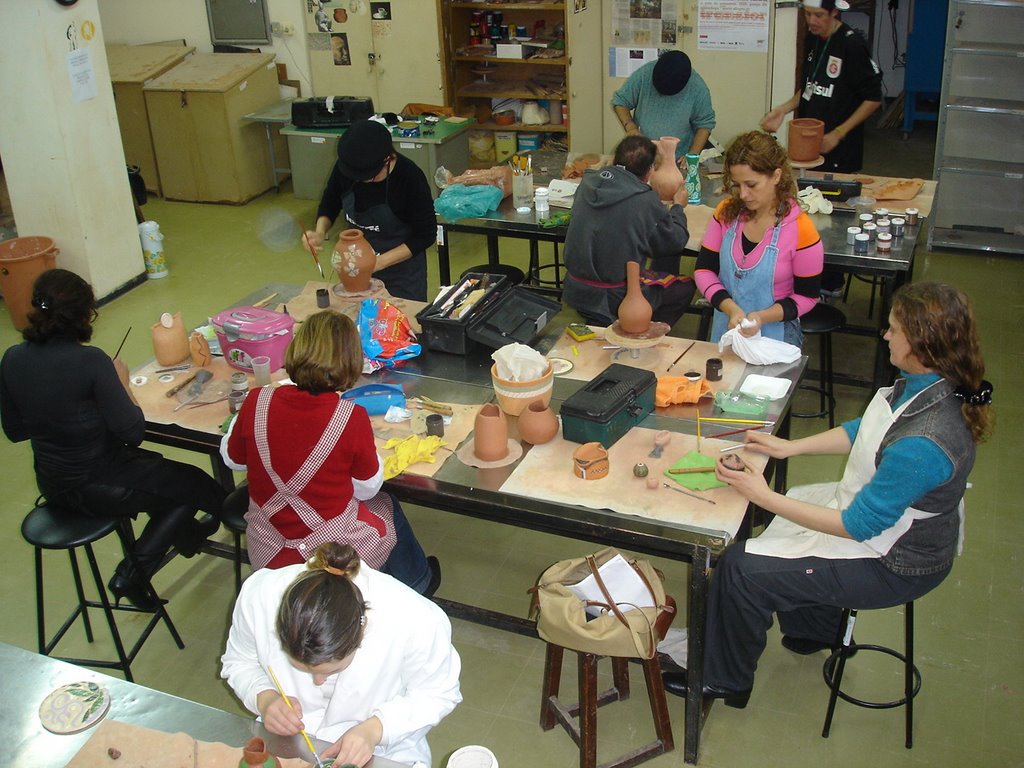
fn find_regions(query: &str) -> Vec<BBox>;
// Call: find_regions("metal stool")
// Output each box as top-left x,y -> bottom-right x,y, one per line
843,273 -> 884,318
822,602 -> 921,748
540,597 -> 675,768
793,303 -> 846,429
21,503 -> 184,682
222,485 -> 250,593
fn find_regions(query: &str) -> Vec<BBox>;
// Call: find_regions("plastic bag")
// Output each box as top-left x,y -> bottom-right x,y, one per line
357,298 -> 421,372
434,165 -> 513,197
433,184 -> 504,221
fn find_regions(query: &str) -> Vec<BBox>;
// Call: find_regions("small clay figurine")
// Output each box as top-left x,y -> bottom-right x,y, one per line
721,453 -> 746,471
648,430 -> 671,458
645,476 -> 659,490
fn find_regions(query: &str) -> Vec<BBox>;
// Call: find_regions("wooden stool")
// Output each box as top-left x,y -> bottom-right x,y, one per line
539,598 -> 675,768
822,601 -> 921,748
21,504 -> 184,682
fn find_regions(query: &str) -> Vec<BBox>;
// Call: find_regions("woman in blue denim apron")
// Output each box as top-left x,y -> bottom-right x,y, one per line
303,120 -> 434,301
695,132 -> 823,347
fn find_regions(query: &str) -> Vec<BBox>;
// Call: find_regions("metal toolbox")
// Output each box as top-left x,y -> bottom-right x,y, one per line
560,364 -> 657,448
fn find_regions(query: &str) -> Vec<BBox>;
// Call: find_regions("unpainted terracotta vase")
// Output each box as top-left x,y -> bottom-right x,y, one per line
517,401 -> 559,445
788,118 -> 824,162
151,311 -> 190,366
473,403 -> 509,462
189,331 -> 212,367
239,736 -> 281,768
617,261 -> 653,334
650,136 -> 684,201
333,229 -> 376,293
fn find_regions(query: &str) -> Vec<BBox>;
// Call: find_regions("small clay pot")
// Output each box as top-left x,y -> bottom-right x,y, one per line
240,736 -> 281,768
473,403 -> 509,462
189,331 -> 212,367
788,118 -> 824,162
633,462 -> 649,478
573,442 -> 609,480
721,453 -> 746,471
649,136 -> 684,201
517,401 -> 559,445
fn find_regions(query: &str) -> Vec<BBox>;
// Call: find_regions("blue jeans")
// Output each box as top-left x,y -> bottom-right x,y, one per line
381,496 -> 431,593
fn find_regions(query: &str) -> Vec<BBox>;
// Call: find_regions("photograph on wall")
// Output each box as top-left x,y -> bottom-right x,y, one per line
331,32 -> 352,65
629,0 -> 662,19
307,0 -> 357,34
612,0 -> 676,49
370,2 -> 391,20
574,0 -> 588,12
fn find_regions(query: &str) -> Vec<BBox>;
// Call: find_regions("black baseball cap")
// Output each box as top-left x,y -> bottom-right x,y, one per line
652,51 -> 692,96
336,119 -> 394,180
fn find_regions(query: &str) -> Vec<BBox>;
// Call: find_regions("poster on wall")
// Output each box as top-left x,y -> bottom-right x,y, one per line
608,47 -> 662,78
371,2 -> 392,38
611,0 -> 677,48
306,0 -> 366,34
331,33 -> 352,65
697,0 -> 769,52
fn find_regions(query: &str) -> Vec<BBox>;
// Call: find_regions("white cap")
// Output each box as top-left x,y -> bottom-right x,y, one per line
802,0 -> 851,10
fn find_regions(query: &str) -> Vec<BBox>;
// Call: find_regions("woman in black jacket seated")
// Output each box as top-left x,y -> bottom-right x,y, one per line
1,269 -> 225,609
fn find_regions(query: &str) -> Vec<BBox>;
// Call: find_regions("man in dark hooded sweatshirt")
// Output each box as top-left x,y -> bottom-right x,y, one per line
563,135 -> 695,328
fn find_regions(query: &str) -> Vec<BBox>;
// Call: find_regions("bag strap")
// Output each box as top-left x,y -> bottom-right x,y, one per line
630,559 -> 662,607
587,555 -> 632,630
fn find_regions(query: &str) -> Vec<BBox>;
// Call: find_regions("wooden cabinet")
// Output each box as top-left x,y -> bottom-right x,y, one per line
929,0 -> 1024,255
106,44 -> 196,197
438,1 -> 600,152
143,53 -> 279,204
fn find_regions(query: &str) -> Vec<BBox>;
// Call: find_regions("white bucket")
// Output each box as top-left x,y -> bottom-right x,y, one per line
446,745 -> 498,768
138,220 -> 168,279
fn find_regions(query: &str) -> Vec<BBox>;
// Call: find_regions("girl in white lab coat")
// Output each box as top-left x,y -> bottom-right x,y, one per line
222,542 -> 462,767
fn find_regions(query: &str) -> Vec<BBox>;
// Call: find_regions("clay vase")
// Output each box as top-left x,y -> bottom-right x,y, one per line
617,261 -> 653,334
189,331 -> 212,367
649,136 -> 684,201
788,118 -> 824,162
473,403 -> 509,462
239,736 -> 281,768
151,311 -> 190,366
333,229 -> 376,293
517,401 -> 559,445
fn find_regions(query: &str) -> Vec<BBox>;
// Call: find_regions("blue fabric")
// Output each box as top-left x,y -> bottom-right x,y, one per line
840,372 -> 954,541
381,496 -> 431,594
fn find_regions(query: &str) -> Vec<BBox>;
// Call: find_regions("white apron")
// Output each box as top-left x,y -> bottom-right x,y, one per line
747,382 -> 961,559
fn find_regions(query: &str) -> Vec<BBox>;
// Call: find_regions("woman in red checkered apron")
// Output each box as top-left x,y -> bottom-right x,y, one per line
221,310 -> 439,596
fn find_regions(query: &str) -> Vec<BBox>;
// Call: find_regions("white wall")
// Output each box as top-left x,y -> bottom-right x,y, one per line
0,0 -> 142,297
98,0 -> 313,95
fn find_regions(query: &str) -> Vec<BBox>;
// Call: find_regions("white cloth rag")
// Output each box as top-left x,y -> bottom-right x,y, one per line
719,325 -> 802,366
797,186 -> 834,215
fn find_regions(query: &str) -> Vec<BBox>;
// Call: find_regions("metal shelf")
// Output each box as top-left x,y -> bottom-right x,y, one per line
945,96 -> 1024,115
935,157 -> 1024,176
930,228 -> 1024,255
951,42 -> 1024,56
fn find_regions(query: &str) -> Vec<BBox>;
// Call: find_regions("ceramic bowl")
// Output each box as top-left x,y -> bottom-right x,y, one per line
490,362 -> 553,416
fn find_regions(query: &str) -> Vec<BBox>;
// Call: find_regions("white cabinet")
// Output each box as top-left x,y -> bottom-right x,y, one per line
929,0 -> 1024,255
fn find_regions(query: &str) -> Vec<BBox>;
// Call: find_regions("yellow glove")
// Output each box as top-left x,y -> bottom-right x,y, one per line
382,434 -> 447,479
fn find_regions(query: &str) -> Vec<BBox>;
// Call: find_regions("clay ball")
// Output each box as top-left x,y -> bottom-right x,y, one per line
646,476 -> 659,490
633,462 -> 649,478
722,453 -> 746,471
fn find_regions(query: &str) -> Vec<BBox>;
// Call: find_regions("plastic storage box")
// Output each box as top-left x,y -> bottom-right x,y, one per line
416,273 -> 560,355
211,306 -> 295,372
560,364 -> 657,447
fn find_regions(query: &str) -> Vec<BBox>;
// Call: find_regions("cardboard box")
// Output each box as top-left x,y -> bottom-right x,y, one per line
495,43 -> 538,59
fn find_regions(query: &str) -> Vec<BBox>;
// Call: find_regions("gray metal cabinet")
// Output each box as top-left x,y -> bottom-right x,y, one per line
929,0 -> 1024,255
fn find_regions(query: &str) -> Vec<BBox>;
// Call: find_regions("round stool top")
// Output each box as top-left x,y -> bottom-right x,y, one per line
221,486 -> 248,534
21,505 -> 119,549
802,303 -> 847,334
459,264 -> 525,285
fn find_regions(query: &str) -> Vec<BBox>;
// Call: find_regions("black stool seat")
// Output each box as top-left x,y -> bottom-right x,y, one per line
222,485 -> 250,593
460,263 -> 525,285
794,303 -> 847,428
22,507 -> 119,549
21,503 -> 184,682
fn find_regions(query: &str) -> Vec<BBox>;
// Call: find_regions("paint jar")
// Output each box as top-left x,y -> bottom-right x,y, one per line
875,207 -> 889,219
858,212 -> 874,227
863,222 -> 877,242
426,413 -> 445,438
891,216 -> 906,238
706,357 -> 723,381
228,390 -> 246,414
316,287 -> 330,308
230,372 -> 249,393
875,217 -> 891,235
854,233 -> 870,254
905,207 -> 919,226
876,232 -> 893,253
534,187 -> 550,213
846,226 -> 861,245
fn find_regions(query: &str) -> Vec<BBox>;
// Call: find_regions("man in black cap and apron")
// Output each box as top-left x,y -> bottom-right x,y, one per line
611,50 -> 716,168
302,119 -> 435,301
761,0 -> 882,174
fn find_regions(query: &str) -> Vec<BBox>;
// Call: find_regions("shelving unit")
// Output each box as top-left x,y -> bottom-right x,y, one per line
929,0 -> 1024,255
438,1 -> 600,151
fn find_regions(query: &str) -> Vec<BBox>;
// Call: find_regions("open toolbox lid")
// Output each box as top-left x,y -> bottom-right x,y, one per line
466,286 -> 561,349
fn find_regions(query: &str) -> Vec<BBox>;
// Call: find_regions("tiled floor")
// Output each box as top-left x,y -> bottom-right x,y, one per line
2,123 -> 1022,767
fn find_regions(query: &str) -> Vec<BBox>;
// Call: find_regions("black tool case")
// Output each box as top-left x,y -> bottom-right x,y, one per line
291,96 -> 374,129
560,364 -> 657,447
416,273 -> 561,355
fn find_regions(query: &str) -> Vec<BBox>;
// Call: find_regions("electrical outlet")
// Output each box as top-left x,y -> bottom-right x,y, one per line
282,22 -> 295,36
270,21 -> 284,36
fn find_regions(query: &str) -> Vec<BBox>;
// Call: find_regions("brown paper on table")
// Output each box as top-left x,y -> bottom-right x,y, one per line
65,720 -> 311,767
283,281 -> 427,334
370,401 -> 482,478
500,425 -> 767,542
546,333 -> 745,393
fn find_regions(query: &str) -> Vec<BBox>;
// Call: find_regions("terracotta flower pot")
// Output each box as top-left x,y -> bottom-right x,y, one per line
490,362 -> 554,416
788,118 -> 824,162
332,229 -> 376,293
649,136 -> 684,201
517,401 -> 559,445
151,311 -> 190,366
239,736 -> 281,768
617,261 -> 652,334
473,403 -> 509,462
